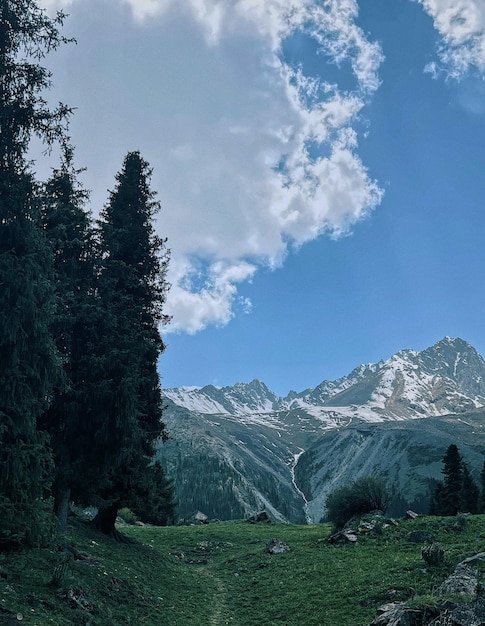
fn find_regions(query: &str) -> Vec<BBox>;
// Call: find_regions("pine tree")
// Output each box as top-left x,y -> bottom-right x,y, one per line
90,151 -> 171,536
440,444 -> 463,515
0,0 -> 71,547
38,149 -> 98,533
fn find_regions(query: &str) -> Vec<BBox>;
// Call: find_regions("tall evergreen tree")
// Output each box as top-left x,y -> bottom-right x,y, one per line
430,444 -> 468,516
439,444 -> 463,516
0,0 -> 71,546
39,149 -> 98,533
90,151 -> 171,536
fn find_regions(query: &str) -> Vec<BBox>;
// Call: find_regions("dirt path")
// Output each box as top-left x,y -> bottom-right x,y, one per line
201,568 -> 231,626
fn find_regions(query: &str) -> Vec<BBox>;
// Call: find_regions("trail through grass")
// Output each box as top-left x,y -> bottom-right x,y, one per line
2,515 -> 485,624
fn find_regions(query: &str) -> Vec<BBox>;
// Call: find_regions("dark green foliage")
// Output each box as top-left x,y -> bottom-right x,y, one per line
90,152 -> 172,532
430,445 -> 480,515
440,444 -> 463,515
0,0 -> 71,547
38,150 -> 98,533
127,461 -> 177,526
324,476 -> 391,530
0,1 -> 71,168
1,4 -> 174,544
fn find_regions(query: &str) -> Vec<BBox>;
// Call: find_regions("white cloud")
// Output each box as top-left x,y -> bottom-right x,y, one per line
36,0 -> 384,333
418,0 -> 485,78
168,259 -> 257,334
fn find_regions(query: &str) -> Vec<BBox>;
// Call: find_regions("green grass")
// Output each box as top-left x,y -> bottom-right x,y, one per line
1,514 -> 485,625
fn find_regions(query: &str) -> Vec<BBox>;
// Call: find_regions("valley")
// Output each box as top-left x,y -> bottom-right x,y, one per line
158,337 -> 485,522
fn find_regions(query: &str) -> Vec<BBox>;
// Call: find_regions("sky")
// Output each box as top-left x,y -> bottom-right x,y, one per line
37,0 -> 485,396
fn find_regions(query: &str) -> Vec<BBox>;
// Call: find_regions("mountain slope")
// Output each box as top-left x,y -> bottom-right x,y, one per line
159,337 -> 485,523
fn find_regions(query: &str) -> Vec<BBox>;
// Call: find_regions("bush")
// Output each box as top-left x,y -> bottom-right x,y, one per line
324,476 -> 391,530
118,507 -> 138,525
421,544 -> 444,566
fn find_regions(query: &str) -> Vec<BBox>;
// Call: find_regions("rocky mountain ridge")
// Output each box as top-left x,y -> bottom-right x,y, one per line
164,337 -> 485,423
158,337 -> 485,523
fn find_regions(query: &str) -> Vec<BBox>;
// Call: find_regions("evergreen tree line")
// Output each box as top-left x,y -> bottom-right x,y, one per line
429,444 -> 485,516
0,0 -> 175,547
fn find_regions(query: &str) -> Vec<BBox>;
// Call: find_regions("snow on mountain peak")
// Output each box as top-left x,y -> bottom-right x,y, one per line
163,338 -> 485,421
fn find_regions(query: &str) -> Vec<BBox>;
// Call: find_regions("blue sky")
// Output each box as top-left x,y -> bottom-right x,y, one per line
38,0 -> 485,396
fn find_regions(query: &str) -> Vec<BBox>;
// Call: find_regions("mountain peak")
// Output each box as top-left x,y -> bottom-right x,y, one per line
164,337 -> 485,418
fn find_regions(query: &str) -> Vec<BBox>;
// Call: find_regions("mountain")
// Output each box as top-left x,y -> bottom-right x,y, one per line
158,337 -> 485,523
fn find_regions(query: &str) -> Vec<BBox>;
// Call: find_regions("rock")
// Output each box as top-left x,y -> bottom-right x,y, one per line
439,563 -> 479,597
247,511 -> 272,524
369,602 -> 426,625
407,530 -> 434,543
194,511 -> 209,524
444,598 -> 485,626
265,539 -> 291,554
405,510 -> 419,520
460,552 -> 485,566
328,529 -> 358,544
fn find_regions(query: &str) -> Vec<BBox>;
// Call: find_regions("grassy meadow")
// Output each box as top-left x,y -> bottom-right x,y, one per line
1,514 -> 485,625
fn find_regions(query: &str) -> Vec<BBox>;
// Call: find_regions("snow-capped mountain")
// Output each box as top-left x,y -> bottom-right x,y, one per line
163,337 -> 485,422
159,337 -> 485,524
163,379 -> 280,416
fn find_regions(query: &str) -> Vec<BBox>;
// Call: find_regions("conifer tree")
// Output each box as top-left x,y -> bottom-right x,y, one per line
439,444 -> 463,515
90,151 -> 171,536
430,444 -> 474,516
0,0 -> 71,546
39,149 -> 98,533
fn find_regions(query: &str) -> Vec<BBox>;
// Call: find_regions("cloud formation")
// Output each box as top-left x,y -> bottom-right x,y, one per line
39,0 -> 485,335
39,0 -> 386,333
152,1 -> 384,332
418,0 -> 485,77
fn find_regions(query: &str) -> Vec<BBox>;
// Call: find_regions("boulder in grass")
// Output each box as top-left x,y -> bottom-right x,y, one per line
328,529 -> 358,544
265,538 -> 291,554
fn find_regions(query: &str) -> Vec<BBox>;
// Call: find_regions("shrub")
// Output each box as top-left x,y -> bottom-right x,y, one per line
118,508 -> 138,525
421,544 -> 444,566
324,476 -> 391,530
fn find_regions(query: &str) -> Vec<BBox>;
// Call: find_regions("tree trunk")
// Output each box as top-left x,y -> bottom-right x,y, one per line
91,502 -> 135,543
54,484 -> 71,535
